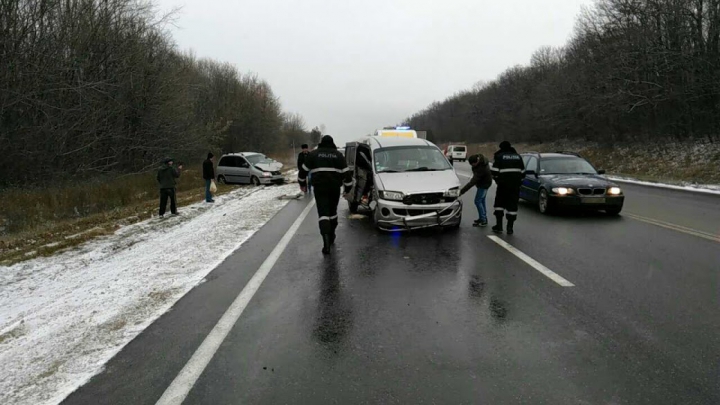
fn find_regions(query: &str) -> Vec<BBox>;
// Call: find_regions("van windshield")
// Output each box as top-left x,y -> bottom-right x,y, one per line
453,146 -> 466,152
374,146 -> 452,173
245,154 -> 270,165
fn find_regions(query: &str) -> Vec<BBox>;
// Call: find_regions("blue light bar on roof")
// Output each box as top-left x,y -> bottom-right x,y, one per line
395,126 -> 411,130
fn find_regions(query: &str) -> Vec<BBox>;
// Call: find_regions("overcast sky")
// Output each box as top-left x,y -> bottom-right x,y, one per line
155,0 -> 593,144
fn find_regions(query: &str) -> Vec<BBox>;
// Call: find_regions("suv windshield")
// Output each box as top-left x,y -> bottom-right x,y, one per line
540,157 -> 597,175
374,146 -> 452,173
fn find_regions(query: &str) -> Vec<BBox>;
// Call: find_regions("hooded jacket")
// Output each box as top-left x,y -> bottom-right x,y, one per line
460,154 -> 492,194
298,136 -> 352,192
157,159 -> 181,189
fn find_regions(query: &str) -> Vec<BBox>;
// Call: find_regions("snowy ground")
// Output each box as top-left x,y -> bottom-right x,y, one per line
0,182 -> 301,405
607,176 -> 720,195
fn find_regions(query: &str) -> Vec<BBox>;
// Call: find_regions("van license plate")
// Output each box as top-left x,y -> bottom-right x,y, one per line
582,198 -> 605,204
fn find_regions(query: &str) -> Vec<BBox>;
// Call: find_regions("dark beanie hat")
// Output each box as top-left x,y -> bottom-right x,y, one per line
499,141 -> 512,150
319,135 -> 336,148
207,152 -> 214,159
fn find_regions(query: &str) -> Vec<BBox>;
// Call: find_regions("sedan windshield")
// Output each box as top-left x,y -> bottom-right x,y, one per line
374,146 -> 452,173
540,157 -> 598,175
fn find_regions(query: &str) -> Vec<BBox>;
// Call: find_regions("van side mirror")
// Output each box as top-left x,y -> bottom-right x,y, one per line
598,169 -> 606,175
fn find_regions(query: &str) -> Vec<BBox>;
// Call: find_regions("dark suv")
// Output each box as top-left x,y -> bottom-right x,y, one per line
519,152 -> 624,215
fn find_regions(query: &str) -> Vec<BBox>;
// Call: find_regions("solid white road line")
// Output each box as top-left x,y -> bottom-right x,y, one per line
624,212 -> 720,244
487,235 -> 575,287
156,200 -> 317,405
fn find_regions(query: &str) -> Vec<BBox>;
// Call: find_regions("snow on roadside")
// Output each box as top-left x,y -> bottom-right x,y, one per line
0,182 -> 300,405
607,176 -> 720,196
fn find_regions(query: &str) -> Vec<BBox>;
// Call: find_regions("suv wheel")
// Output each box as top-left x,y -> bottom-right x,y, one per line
251,176 -> 261,186
217,175 -> 227,185
538,189 -> 553,215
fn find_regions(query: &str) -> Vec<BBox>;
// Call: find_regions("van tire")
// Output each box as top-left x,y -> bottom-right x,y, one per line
217,175 -> 227,185
251,176 -> 261,186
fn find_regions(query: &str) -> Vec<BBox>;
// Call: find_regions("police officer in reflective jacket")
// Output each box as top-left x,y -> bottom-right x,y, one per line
490,141 -> 525,234
299,135 -> 353,254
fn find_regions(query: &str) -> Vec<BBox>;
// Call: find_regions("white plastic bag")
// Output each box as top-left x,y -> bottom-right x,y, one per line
209,180 -> 217,194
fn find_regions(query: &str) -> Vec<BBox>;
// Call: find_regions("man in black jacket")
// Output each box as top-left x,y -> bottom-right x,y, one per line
157,157 -> 182,217
490,141 -> 525,234
459,154 -> 492,227
298,135 -> 353,254
297,144 -> 311,193
203,152 -> 215,203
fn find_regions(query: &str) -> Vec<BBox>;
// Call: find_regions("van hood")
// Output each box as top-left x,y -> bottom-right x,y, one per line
376,170 -> 461,193
254,161 -> 283,172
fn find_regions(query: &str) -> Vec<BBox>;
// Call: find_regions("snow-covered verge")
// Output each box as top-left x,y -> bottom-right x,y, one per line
458,139 -> 720,186
607,176 -> 720,195
0,182 -> 301,405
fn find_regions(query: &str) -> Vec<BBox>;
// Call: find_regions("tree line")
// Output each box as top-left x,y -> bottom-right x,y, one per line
405,0 -> 720,146
0,0 -> 312,187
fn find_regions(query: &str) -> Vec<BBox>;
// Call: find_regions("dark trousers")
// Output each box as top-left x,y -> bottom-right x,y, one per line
314,186 -> 341,236
159,188 -> 177,216
205,179 -> 212,202
494,184 -> 520,221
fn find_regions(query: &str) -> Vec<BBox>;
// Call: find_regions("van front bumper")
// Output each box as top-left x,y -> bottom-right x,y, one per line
375,199 -> 462,231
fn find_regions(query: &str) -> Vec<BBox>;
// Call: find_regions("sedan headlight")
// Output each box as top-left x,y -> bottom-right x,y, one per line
379,190 -> 404,201
261,172 -> 272,177
551,187 -> 574,196
608,187 -> 622,195
444,187 -> 460,197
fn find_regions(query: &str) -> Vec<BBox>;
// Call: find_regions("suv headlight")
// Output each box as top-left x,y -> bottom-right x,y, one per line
444,187 -> 460,197
608,187 -> 622,195
379,190 -> 404,201
551,187 -> 574,195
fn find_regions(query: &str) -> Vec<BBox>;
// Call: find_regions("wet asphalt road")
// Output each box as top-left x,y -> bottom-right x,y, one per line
64,164 -> 720,405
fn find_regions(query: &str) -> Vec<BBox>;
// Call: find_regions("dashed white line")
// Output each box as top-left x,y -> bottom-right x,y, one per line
487,235 -> 575,287
155,200 -> 317,405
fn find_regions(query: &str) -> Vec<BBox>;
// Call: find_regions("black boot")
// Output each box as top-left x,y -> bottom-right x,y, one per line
506,219 -> 515,235
492,212 -> 504,233
329,232 -> 336,246
322,234 -> 331,254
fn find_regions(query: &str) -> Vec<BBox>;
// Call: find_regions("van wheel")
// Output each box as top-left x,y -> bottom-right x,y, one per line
251,176 -> 261,186
217,176 -> 227,185
349,201 -> 359,214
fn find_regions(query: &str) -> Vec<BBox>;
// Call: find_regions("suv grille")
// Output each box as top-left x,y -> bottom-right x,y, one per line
402,193 -> 443,205
578,188 -> 606,195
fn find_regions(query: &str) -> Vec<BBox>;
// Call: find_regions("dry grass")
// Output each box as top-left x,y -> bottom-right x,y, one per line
445,141 -> 720,185
0,165 -> 237,265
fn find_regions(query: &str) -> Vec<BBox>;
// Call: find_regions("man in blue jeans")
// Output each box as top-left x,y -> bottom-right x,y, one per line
459,154 -> 492,226
202,152 -> 215,203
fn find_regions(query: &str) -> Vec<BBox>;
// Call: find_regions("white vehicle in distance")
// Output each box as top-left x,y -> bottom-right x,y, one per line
216,152 -> 285,186
444,144 -> 467,163
344,128 -> 462,231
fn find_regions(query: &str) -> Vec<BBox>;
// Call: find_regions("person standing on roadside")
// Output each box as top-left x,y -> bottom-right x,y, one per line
459,154 -> 492,227
298,135 -> 353,254
297,144 -> 311,193
490,141 -> 525,234
203,152 -> 216,203
157,157 -> 182,217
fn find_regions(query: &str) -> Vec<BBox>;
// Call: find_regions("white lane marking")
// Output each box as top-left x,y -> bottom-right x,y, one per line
487,235 -> 575,287
624,212 -> 720,243
156,200 -> 317,405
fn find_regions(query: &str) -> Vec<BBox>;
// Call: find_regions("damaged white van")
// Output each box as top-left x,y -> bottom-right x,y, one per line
344,134 -> 463,231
